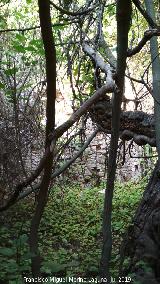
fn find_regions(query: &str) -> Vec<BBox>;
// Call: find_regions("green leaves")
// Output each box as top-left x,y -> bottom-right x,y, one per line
0,82 -> 5,89
13,44 -> 26,53
5,67 -> 18,76
11,34 -> 44,56
15,33 -> 27,42
0,179 -> 146,280
41,261 -> 65,274
0,247 -> 15,257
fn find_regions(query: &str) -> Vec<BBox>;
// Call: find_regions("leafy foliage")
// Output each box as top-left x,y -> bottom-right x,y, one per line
0,0 -> 157,281
0,179 -> 146,281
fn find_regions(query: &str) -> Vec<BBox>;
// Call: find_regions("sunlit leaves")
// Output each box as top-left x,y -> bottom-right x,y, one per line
4,67 -> 18,76
13,44 -> 26,53
0,82 -> 5,89
11,33 -> 44,57
0,14 -> 7,29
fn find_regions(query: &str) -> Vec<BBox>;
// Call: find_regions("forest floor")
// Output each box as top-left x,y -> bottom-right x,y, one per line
0,179 -> 147,283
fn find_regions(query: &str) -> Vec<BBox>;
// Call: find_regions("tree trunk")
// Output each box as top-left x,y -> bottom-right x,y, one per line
99,0 -> 132,279
120,162 -> 160,284
29,0 -> 56,277
119,2 -> 160,282
144,0 -> 160,162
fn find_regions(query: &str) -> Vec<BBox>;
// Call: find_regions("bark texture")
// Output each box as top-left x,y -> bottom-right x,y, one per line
90,96 -> 155,147
29,0 -> 56,277
120,163 -> 160,284
99,0 -> 132,279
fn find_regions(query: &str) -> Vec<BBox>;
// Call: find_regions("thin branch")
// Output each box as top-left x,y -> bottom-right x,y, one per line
0,84 -> 114,212
127,29 -> 160,57
0,22 -> 72,33
125,73 -> 143,83
0,148 -> 49,212
49,0 -> 97,17
133,0 -> 158,29
18,129 -> 99,200
83,41 -> 145,85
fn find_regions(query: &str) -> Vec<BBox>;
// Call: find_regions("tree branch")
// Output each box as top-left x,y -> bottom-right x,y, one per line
82,42 -> 115,82
0,22 -> 71,33
49,1 -> 96,17
133,0 -> 158,29
127,29 -> 160,57
0,84 -> 114,212
18,129 -> 99,200
90,100 -> 155,146
49,84 -> 115,142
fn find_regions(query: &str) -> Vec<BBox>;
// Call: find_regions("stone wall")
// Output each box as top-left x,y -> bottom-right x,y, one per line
59,117 -> 157,185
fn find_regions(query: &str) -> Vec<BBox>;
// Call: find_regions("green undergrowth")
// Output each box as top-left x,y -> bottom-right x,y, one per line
0,178 -> 147,283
